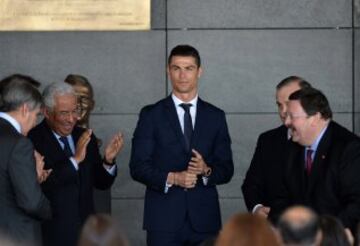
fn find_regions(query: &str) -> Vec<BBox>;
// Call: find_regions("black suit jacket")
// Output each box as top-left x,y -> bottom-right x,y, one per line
277,121 -> 360,231
130,96 -> 234,233
0,118 -> 51,245
242,125 -> 290,218
28,120 -> 116,246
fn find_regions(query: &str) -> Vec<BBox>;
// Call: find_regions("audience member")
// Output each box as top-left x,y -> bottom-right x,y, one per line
319,215 -> 352,246
0,77 -> 51,246
278,206 -> 321,246
28,82 -> 123,246
78,214 -> 129,246
242,76 -> 311,222
274,87 -> 360,233
64,74 -> 95,129
215,213 -> 280,246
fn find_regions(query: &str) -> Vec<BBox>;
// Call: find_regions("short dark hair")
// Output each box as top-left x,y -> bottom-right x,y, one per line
319,215 -> 351,246
168,45 -> 201,67
276,76 -> 312,90
0,76 -> 42,112
289,87 -> 332,120
278,207 -> 320,245
0,74 -> 41,92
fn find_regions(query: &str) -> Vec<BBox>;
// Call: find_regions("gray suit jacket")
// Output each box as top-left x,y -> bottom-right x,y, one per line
0,118 -> 51,245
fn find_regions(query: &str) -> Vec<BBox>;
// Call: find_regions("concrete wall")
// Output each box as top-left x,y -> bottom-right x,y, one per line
0,0 -> 359,245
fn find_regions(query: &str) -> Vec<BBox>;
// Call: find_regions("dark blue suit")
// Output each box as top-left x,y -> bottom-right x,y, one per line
28,120 -> 116,246
130,96 -> 234,244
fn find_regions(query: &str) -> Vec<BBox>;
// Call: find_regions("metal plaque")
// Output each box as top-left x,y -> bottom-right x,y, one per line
0,0 -> 150,31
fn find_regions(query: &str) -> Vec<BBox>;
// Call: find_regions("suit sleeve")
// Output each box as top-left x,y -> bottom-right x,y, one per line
241,134 -> 265,211
8,138 -> 51,220
40,132 -> 116,191
89,133 -> 116,190
204,111 -> 234,186
41,156 -> 79,192
129,107 -> 169,192
337,140 -> 360,230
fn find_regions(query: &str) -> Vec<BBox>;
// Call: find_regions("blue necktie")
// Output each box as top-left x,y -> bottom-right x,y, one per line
59,136 -> 73,158
180,103 -> 193,150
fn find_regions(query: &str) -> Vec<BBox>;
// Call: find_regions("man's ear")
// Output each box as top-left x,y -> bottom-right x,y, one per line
42,107 -> 51,119
197,67 -> 203,78
311,112 -> 322,126
20,103 -> 29,117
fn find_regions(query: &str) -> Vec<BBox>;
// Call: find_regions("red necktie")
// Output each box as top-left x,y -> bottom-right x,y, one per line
305,149 -> 314,176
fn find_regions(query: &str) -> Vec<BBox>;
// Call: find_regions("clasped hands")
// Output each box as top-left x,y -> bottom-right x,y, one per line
167,149 -> 210,189
73,129 -> 124,165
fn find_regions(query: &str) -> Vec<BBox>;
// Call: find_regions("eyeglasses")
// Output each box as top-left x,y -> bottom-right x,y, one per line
284,113 -> 310,120
55,109 -> 81,119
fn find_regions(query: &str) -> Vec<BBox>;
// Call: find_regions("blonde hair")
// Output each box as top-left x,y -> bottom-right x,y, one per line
78,214 -> 129,246
216,213 -> 280,246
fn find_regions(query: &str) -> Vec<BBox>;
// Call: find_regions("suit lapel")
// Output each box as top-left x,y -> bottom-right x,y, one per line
191,98 -> 206,150
41,120 -> 74,160
163,96 -> 188,152
307,123 -> 332,194
288,143 -> 307,200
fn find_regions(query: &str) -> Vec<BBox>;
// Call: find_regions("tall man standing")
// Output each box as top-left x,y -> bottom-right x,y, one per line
279,87 -> 360,232
130,45 -> 234,246
242,76 -> 311,222
0,77 -> 51,245
28,82 -> 123,246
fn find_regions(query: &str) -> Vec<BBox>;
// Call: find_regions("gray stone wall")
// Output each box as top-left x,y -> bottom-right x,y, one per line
0,0 -> 359,245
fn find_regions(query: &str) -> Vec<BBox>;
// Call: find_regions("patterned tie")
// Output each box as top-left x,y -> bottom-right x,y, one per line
305,149 -> 314,176
180,103 -> 193,150
59,136 -> 73,158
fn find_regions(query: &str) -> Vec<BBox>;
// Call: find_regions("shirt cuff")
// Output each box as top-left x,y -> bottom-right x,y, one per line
252,204 -> 264,213
164,182 -> 172,194
69,157 -> 79,171
103,164 -> 117,176
202,176 -> 209,186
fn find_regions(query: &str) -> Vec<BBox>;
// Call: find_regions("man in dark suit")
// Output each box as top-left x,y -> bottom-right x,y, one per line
28,82 -> 124,246
0,76 -> 51,245
278,87 -> 360,232
242,76 -> 311,221
130,45 -> 234,246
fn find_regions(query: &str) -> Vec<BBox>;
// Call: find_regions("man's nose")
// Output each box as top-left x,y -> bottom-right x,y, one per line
179,70 -> 186,79
284,115 -> 291,127
66,113 -> 77,122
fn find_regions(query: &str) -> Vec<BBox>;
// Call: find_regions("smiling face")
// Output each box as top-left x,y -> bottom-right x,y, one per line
284,100 -> 317,146
168,55 -> 202,101
44,93 -> 79,136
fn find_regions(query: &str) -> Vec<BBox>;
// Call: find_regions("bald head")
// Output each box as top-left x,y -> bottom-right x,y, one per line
278,206 -> 321,246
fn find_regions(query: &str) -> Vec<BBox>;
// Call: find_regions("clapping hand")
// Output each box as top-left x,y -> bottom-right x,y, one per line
34,150 -> 52,183
104,132 -> 124,164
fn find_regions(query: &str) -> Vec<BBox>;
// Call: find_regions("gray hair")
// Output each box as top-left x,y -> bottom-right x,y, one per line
43,82 -> 75,110
0,76 -> 42,112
